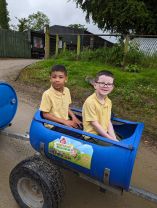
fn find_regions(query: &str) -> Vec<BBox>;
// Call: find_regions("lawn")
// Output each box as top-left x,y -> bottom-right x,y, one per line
19,57 -> 157,142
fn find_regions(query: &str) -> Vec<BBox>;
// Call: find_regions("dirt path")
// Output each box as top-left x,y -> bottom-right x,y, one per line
0,59 -> 157,208
0,59 -> 38,80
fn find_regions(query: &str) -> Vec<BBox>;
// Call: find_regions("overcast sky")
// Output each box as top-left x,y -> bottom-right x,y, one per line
7,0 -> 117,42
7,0 -> 104,34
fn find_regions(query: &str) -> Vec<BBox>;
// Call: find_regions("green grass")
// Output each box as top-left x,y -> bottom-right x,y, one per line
19,57 -> 157,142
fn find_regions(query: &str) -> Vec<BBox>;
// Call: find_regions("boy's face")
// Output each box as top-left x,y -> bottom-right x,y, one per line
94,75 -> 114,96
50,71 -> 67,91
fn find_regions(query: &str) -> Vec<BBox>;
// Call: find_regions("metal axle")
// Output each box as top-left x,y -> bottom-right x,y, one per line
129,185 -> 157,203
0,130 -> 29,141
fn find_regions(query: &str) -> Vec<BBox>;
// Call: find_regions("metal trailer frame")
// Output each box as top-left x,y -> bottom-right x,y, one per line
1,129 -> 157,204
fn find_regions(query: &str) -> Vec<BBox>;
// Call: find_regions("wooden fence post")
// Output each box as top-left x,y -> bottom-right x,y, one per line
44,25 -> 50,59
77,34 -> 81,58
122,34 -> 129,70
63,42 -> 66,53
55,34 -> 59,57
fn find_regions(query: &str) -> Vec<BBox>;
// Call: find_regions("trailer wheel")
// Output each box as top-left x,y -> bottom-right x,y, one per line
9,155 -> 65,208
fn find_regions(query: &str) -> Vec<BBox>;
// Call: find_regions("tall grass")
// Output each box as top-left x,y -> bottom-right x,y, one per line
58,45 -> 157,69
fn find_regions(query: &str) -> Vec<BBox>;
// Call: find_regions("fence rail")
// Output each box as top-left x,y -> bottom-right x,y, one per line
56,33 -> 157,56
44,32 -> 157,69
0,27 -> 157,60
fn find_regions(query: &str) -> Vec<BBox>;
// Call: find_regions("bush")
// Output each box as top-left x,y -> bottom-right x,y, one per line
126,45 -> 144,65
125,64 -> 142,73
59,45 -> 124,66
58,44 -> 157,69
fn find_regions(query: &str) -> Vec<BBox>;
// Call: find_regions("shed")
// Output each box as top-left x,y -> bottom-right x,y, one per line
49,25 -> 114,50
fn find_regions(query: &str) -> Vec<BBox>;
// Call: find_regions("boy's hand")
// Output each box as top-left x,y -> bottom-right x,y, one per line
68,109 -> 82,128
112,136 -> 119,142
64,120 -> 79,128
72,117 -> 82,128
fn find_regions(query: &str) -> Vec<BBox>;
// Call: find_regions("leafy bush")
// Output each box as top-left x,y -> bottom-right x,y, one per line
125,64 -> 142,73
58,50 -> 77,61
59,45 -> 124,66
126,45 -> 144,65
57,44 -> 157,69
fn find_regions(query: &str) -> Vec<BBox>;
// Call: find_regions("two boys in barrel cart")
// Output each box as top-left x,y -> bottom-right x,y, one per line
40,64 -> 119,142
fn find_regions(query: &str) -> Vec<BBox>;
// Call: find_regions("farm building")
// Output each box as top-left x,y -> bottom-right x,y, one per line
0,26 -> 114,59
31,30 -> 56,58
49,25 -> 114,50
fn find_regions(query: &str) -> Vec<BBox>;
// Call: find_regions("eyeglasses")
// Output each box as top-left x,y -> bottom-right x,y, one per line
95,82 -> 114,87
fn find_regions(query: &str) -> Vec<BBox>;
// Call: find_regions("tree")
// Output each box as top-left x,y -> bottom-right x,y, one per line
68,24 -> 87,31
0,0 -> 10,29
142,0 -> 157,34
72,0 -> 157,35
27,11 -> 50,31
16,18 -> 28,32
17,11 -> 50,32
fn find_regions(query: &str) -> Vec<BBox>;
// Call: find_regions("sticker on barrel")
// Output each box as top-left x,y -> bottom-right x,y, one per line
48,136 -> 93,169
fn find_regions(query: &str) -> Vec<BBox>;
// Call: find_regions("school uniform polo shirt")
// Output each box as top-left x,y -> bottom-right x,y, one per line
40,86 -> 71,120
82,92 -> 112,135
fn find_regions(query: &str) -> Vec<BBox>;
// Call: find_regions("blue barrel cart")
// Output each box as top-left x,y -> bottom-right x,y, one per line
30,109 -> 144,191
0,82 -> 18,129
1,82 -> 157,208
9,109 -> 147,208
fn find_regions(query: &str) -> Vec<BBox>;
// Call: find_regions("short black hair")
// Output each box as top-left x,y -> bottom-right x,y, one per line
95,70 -> 114,82
50,65 -> 67,76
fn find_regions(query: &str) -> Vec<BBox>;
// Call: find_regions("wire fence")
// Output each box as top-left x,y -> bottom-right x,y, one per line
44,31 -> 157,69
1,26 -> 156,65
130,36 -> 157,56
48,32 -> 157,57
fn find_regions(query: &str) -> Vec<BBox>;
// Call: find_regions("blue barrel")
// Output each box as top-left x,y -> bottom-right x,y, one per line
30,110 -> 144,191
0,82 -> 18,129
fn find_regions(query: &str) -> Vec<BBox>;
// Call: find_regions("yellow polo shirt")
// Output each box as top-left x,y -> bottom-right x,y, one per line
40,86 -> 71,120
82,93 -> 112,135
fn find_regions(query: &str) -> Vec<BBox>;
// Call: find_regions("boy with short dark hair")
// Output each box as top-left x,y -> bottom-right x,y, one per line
82,70 -> 119,142
40,64 -> 81,128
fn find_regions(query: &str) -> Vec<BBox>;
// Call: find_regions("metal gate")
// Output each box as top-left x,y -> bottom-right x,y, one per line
0,29 -> 31,58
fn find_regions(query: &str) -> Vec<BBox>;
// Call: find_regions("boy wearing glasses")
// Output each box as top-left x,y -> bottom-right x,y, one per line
82,70 -> 119,142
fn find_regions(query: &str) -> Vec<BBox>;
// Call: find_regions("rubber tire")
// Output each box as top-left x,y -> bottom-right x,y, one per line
9,155 -> 65,208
